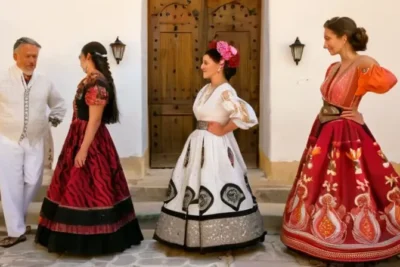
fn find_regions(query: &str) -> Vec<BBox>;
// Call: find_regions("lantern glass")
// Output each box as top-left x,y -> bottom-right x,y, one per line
289,37 -> 305,65
110,37 -> 126,64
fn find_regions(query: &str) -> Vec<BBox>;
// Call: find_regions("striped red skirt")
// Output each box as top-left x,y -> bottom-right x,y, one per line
35,119 -> 143,255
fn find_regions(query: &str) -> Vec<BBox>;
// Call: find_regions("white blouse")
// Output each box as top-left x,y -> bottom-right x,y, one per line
0,65 -> 66,144
193,82 -> 258,129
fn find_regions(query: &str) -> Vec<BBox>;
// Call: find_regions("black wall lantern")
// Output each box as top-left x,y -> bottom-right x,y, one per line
289,37 -> 305,65
110,37 -> 126,64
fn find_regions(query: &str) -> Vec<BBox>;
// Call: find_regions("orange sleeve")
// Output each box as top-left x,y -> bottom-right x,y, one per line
356,65 -> 398,96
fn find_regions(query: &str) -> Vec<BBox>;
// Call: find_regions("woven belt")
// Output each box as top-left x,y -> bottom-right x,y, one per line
318,100 -> 343,123
196,121 -> 208,130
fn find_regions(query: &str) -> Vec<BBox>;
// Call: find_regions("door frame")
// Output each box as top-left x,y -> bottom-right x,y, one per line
146,0 -> 268,169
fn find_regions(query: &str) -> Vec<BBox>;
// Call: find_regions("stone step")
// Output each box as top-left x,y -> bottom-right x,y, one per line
29,169 -> 291,203
0,201 -> 284,235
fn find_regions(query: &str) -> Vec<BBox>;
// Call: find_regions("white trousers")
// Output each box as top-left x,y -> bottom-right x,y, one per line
0,135 -> 44,237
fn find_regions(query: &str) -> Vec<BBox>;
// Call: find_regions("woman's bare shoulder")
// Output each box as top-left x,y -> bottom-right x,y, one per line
357,55 -> 379,68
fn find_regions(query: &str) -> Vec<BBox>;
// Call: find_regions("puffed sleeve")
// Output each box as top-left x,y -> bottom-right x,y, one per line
85,84 -> 109,106
221,88 -> 258,129
356,65 -> 398,96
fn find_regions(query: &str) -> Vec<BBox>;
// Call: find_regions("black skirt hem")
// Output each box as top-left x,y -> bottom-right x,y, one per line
40,197 -> 136,226
35,219 -> 144,255
153,231 -> 266,254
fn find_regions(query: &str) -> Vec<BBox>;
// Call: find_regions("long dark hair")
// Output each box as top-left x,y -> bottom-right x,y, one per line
81,41 -> 119,124
205,49 -> 237,81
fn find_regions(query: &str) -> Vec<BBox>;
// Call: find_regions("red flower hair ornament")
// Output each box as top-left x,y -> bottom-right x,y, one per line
208,40 -> 240,68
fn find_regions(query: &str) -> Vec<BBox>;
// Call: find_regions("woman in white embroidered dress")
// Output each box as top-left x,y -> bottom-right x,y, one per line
153,40 -> 266,252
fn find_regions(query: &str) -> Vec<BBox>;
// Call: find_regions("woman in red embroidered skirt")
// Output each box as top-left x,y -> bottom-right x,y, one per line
281,17 -> 400,264
35,42 -> 143,254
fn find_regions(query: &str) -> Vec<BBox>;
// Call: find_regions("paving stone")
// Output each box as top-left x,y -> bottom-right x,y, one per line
0,235 -> 398,266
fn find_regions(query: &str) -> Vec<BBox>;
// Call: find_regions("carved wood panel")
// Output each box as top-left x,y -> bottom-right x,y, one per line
149,0 -> 261,168
206,0 -> 261,168
149,0 -> 204,167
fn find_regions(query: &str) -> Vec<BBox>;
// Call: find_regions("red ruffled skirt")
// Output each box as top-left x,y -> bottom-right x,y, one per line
35,119 -> 143,255
281,117 -> 400,262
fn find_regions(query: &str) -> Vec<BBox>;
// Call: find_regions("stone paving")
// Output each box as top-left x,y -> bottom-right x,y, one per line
0,234 -> 399,267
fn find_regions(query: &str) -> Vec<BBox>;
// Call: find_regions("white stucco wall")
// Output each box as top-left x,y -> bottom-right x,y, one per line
260,0 -> 400,162
1,0 -> 399,167
0,0 -> 148,166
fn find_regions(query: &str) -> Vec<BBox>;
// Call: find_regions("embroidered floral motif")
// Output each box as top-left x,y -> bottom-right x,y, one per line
323,181 -> 338,192
182,186 -> 195,212
198,84 -> 213,106
285,174 -> 314,231
286,183 -> 313,231
385,174 -> 399,188
373,142 -> 390,168
383,187 -> 400,235
165,178 -> 177,204
346,148 -> 362,174
85,86 -> 108,106
311,194 -> 347,244
227,147 -> 234,167
327,147 -> 340,176
221,90 -> 255,124
305,145 -> 321,169
199,186 -> 214,215
350,193 -> 381,244
183,142 -> 191,168
220,183 -> 245,211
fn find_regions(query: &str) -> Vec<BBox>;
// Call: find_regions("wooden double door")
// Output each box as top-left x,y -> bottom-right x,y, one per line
148,0 -> 261,168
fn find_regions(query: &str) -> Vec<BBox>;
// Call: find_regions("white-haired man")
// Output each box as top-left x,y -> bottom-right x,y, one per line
0,37 -> 66,247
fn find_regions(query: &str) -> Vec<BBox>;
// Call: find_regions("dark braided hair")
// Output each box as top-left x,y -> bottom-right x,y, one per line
81,41 -> 120,124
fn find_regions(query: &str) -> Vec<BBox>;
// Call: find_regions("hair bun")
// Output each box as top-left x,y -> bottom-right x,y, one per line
350,27 -> 368,51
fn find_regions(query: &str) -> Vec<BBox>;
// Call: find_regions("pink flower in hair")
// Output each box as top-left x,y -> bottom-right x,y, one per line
216,41 -> 233,61
230,46 -> 238,56
208,40 -> 240,68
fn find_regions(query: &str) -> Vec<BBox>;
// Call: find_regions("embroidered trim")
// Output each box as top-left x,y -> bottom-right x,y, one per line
282,223 -> 400,249
49,117 -> 61,127
281,233 -> 400,261
38,214 -> 135,235
196,121 -> 208,130
361,67 -> 369,73
19,83 -> 31,141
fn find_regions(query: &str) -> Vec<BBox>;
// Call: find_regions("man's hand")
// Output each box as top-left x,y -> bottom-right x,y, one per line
49,117 -> 61,127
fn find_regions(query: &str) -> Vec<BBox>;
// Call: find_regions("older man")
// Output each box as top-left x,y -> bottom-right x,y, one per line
0,37 -> 66,247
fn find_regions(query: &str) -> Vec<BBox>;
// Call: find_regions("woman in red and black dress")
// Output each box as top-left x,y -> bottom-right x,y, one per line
35,41 -> 143,255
